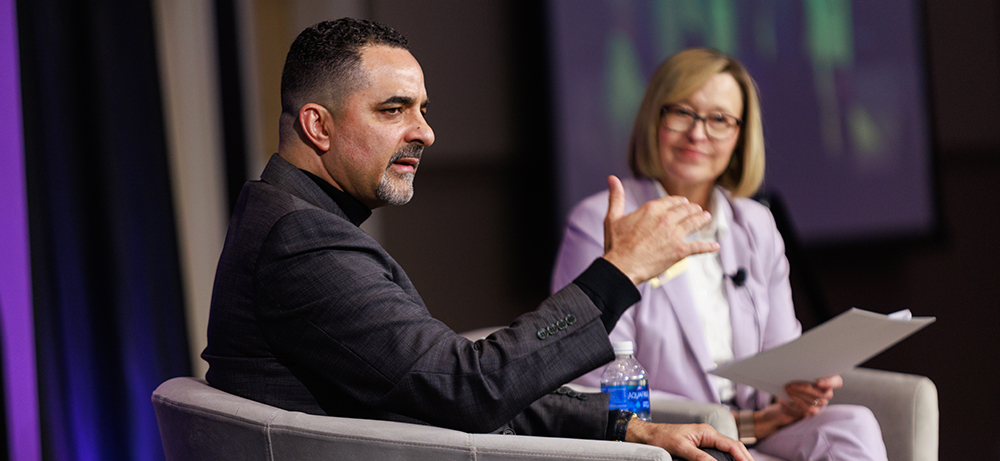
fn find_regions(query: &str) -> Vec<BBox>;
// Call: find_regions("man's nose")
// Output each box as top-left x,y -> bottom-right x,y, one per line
407,113 -> 435,147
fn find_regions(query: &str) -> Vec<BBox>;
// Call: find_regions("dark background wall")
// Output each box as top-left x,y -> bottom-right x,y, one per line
368,0 -> 1000,458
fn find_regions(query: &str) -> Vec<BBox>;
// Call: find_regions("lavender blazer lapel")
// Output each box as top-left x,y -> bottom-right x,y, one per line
655,273 -> 720,402
718,194 -> 759,360
717,194 -> 766,409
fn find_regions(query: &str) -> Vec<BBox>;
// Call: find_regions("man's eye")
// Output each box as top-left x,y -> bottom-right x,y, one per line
382,107 -> 402,115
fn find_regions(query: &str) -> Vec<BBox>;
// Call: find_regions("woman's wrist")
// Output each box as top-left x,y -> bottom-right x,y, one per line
736,409 -> 756,445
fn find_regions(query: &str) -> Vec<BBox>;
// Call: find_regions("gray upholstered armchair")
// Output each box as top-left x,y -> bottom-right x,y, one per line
152,377 -> 674,461
566,368 -> 938,461
833,368 -> 939,461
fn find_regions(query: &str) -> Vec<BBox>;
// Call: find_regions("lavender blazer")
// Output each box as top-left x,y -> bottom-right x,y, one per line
551,178 -> 801,410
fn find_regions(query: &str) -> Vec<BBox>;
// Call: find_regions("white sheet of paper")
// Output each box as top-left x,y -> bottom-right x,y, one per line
709,308 -> 935,398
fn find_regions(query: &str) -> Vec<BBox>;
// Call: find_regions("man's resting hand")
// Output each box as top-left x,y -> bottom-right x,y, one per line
625,418 -> 754,461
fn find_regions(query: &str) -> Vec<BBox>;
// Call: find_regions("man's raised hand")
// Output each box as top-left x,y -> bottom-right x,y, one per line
602,175 -> 720,285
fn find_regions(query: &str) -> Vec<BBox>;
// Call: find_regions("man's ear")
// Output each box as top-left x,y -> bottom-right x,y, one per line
297,103 -> 333,152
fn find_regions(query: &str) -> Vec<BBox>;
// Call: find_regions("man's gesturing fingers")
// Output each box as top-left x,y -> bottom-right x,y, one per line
685,239 -> 724,257
602,179 -> 719,284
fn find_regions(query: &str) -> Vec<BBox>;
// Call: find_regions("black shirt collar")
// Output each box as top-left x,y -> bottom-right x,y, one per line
299,169 -> 372,227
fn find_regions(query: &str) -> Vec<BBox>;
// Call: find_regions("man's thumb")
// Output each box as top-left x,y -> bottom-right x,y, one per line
606,175 -> 625,222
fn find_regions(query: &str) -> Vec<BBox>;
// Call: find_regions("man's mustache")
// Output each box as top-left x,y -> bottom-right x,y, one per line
389,144 -> 423,166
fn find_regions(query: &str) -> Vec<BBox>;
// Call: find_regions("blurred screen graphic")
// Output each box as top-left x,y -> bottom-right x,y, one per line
549,0 -> 936,245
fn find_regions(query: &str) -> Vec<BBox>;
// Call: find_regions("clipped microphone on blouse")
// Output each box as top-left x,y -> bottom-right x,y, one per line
726,267 -> 763,352
728,268 -> 747,287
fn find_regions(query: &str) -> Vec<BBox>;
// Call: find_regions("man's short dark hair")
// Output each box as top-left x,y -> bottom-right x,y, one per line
280,18 -> 408,121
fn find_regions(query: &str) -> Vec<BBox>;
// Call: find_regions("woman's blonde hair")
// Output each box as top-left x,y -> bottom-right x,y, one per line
628,48 -> 765,198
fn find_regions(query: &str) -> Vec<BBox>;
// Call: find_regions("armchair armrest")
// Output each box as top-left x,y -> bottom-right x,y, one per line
566,383 -> 738,440
273,411 -> 673,461
471,434 -> 670,460
649,399 -> 738,440
832,368 -> 938,461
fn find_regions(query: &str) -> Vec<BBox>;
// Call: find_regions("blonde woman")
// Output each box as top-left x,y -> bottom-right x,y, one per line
552,48 -> 887,461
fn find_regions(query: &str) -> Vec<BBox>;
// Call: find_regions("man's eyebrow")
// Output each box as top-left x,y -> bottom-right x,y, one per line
378,96 -> 429,111
380,96 -> 415,106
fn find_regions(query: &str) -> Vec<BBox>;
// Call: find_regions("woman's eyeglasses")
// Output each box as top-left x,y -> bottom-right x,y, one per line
660,104 -> 742,141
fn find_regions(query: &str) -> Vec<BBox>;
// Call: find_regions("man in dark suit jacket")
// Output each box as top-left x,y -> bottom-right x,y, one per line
202,18 -> 750,461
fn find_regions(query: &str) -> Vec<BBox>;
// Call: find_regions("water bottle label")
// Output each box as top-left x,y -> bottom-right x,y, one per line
601,382 -> 650,414
629,387 -> 650,412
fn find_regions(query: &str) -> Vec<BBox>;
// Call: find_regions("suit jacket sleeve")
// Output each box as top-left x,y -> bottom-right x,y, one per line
253,207 -> 617,435
511,389 -> 611,438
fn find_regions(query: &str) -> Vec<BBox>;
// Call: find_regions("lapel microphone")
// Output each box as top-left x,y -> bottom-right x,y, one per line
728,268 -> 747,287
726,266 -> 763,399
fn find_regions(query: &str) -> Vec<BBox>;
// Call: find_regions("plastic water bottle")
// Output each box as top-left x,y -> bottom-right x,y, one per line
600,341 -> 650,421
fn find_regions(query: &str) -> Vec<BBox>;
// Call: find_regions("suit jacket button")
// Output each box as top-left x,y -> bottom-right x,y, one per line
537,330 -> 548,340
565,314 -> 576,325
502,428 -> 516,435
547,325 -> 558,336
557,319 -> 568,330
